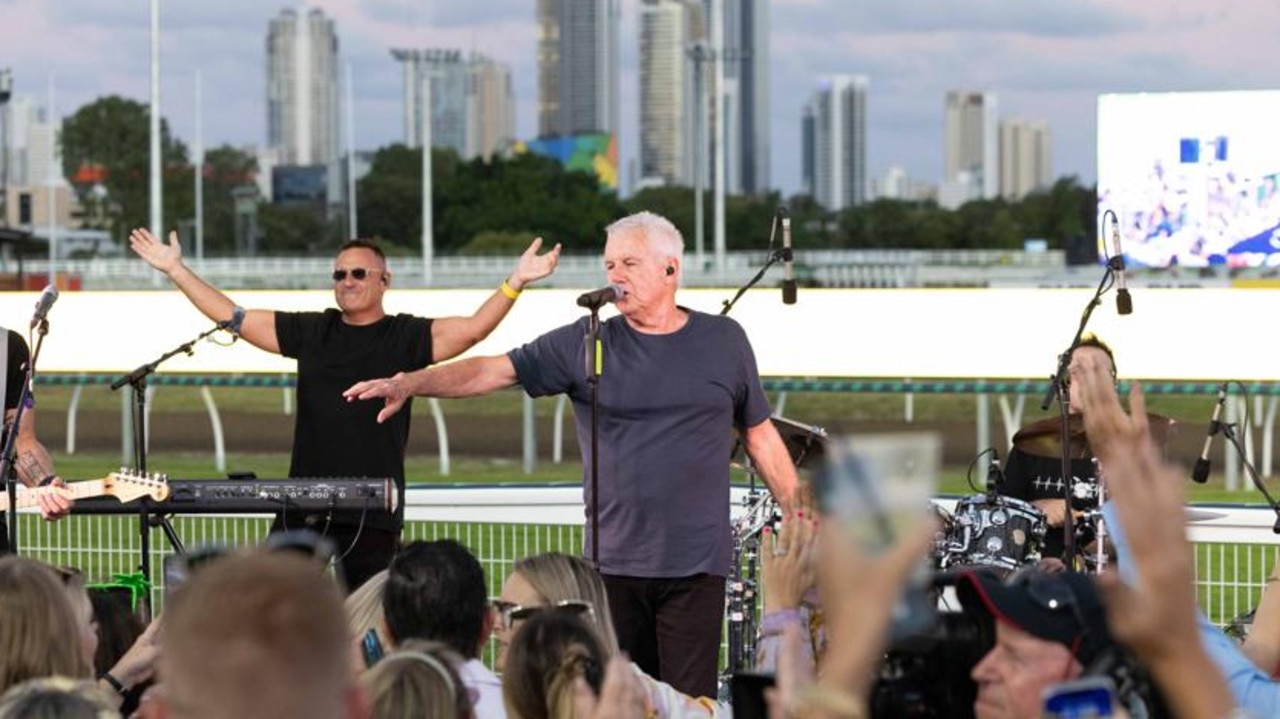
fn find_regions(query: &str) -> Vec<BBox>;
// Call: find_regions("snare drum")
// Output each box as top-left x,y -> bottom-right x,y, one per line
938,494 -> 1047,575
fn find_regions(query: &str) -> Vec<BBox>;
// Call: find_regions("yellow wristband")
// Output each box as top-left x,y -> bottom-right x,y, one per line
500,280 -> 521,300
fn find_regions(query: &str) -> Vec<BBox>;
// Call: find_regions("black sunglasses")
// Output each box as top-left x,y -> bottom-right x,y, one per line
491,599 -> 594,631
332,268 -> 381,282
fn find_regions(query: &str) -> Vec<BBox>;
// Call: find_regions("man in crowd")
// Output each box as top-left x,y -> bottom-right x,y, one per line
0,326 -> 72,551
382,539 -> 503,719
960,569 -> 1126,719
129,228 -> 559,589
146,550 -> 367,719
345,211 -> 798,696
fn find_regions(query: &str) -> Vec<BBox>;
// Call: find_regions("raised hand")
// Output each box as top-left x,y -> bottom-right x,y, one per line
508,237 -> 562,290
129,228 -> 185,275
343,373 -> 410,424
761,512 -> 819,612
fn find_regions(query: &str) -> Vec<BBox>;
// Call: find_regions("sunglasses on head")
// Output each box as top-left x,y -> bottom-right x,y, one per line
491,599 -> 594,631
332,268 -> 381,282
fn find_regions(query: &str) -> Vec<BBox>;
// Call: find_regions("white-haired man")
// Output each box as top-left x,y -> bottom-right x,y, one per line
345,211 -> 797,697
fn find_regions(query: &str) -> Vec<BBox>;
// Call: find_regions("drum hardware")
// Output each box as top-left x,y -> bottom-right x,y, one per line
937,494 -> 1048,576
723,416 -> 826,680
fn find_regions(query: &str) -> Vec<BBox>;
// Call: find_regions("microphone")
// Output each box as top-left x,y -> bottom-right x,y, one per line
30,285 -> 58,328
1111,216 -> 1133,315
779,207 -> 796,305
986,450 -> 1004,498
576,284 -> 625,310
1192,382 -> 1228,483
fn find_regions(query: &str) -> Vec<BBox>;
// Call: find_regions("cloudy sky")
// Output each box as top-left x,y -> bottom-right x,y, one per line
0,0 -> 1274,197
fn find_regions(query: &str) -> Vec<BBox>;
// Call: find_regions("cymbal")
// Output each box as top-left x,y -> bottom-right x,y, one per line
732,415 -> 829,471
1011,412 -> 1175,459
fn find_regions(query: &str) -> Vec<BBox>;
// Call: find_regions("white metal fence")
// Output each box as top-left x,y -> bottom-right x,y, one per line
13,485 -> 1278,628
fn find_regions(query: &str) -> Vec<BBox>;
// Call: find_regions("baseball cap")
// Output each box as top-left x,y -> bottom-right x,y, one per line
957,568 -> 1117,667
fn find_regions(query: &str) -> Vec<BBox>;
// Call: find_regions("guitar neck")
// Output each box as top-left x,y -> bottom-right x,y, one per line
15,479 -> 106,509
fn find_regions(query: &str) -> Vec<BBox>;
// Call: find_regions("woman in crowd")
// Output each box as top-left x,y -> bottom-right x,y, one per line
362,638 -> 472,719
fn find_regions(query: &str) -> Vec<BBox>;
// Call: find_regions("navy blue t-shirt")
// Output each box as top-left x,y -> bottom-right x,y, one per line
509,310 -> 772,578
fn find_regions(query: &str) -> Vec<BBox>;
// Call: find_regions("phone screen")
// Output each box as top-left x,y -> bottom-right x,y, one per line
1042,676 -> 1115,719
362,628 -> 385,668
730,672 -> 775,719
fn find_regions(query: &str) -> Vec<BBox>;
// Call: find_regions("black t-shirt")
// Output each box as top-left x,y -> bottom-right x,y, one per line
275,310 -> 433,528
1000,446 -> 1099,557
3,330 -> 28,412
509,310 -> 772,577
0,330 -> 30,549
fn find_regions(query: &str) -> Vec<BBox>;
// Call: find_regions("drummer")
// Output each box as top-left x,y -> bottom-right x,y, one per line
1000,334 -> 1116,560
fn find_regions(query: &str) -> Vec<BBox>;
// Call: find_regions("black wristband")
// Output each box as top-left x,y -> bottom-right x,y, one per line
100,672 -> 128,695
38,475 -> 57,487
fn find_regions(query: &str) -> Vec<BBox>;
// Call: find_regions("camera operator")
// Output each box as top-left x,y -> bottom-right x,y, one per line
957,568 -> 1161,719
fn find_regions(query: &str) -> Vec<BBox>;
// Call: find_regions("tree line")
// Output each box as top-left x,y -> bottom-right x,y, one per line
58,95 -> 1095,258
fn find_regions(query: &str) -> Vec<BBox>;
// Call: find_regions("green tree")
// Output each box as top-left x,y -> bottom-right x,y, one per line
60,95 -> 190,239
197,145 -> 259,255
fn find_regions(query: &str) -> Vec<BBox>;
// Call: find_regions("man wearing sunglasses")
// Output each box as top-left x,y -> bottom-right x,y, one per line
128,228 -> 560,589
344,211 -> 798,697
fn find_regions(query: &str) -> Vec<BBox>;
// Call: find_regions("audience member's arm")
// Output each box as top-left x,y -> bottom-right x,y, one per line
1242,558 -> 1280,676
1074,357 -> 1237,719
756,513 -> 819,673
98,618 -> 161,709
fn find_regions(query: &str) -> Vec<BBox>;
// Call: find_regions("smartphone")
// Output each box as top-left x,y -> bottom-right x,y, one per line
362,628 -> 385,668
730,672 -> 775,719
1042,676 -> 1116,719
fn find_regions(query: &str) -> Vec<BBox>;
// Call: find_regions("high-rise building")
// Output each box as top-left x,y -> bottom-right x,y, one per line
802,75 -> 867,212
467,57 -> 517,161
638,0 -> 699,186
266,8 -> 340,166
944,90 -> 998,203
716,0 -> 769,194
393,50 -> 516,162
999,118 -> 1052,200
537,0 -> 619,138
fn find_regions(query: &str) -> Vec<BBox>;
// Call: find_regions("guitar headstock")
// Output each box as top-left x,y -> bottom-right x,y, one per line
104,469 -> 171,503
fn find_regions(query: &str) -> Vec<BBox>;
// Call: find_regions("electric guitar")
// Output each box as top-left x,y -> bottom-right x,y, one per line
14,470 -> 171,509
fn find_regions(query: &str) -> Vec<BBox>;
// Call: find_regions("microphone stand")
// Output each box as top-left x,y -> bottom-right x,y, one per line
721,211 -> 787,317
111,319 -> 231,621
3,318 -> 50,552
1215,404 -> 1280,534
583,308 -> 603,566
1039,249 -> 1119,569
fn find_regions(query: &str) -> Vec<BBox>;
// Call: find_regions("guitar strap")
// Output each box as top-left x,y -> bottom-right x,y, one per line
0,328 -> 8,416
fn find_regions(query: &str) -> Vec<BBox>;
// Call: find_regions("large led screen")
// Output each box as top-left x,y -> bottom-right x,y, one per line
1098,90 -> 1280,268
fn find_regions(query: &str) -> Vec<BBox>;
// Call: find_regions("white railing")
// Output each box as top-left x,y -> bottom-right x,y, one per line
13,486 -> 1279,628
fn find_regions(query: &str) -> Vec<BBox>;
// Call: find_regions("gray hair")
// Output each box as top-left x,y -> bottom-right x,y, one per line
605,211 -> 685,275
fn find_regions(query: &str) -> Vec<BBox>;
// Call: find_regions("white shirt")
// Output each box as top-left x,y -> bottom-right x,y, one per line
458,657 -> 506,719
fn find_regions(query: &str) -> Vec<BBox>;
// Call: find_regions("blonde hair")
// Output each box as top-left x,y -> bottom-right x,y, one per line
0,558 -> 93,693
362,639 -> 470,719
502,611 -> 606,719
512,553 -> 621,657
346,569 -> 389,644
0,676 -> 117,719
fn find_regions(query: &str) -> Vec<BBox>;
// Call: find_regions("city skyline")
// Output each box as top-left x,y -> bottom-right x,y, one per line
0,0 -> 1273,199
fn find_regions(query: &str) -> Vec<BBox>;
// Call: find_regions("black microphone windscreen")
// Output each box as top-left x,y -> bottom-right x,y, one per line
1192,457 -> 1211,484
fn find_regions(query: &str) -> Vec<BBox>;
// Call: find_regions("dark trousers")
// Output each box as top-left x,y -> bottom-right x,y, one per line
602,572 -> 725,698
270,516 -> 399,592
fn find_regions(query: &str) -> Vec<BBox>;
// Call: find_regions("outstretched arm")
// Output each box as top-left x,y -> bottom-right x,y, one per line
430,237 -> 560,363
129,228 -> 280,353
344,355 -> 519,423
